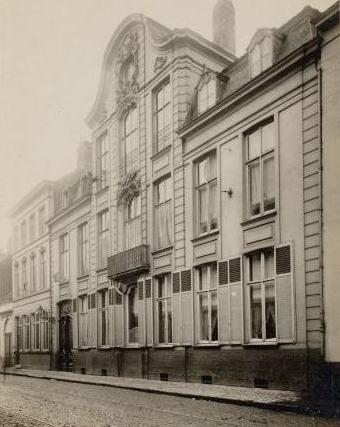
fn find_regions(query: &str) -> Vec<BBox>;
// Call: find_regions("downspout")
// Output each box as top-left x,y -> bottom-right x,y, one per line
316,50 -> 325,360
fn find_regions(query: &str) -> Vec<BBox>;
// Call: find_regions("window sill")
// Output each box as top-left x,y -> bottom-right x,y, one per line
243,341 -> 279,348
191,229 -> 219,244
77,274 -> 89,282
194,343 -> 220,348
96,266 -> 108,274
76,346 -> 96,351
58,279 -> 69,286
125,344 -> 140,349
98,346 -> 113,351
151,144 -> 172,161
154,344 -> 175,349
151,245 -> 173,256
241,210 -> 277,227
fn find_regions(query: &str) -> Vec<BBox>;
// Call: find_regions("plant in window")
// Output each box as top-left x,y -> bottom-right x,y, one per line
116,171 -> 141,208
246,121 -> 275,217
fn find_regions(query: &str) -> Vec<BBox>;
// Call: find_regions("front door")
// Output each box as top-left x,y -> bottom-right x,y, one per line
57,300 -> 73,371
4,333 -> 12,367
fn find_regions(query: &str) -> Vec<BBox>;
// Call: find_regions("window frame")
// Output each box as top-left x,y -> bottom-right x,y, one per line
97,131 -> 109,190
126,285 -> 139,345
40,249 -> 47,289
98,290 -> 109,347
121,107 -> 138,174
124,196 -> 141,250
153,78 -> 171,153
195,263 -> 219,344
197,77 -> 216,115
78,222 -> 89,277
98,210 -> 109,268
155,274 -> 173,345
22,258 -> 28,295
250,35 -> 273,78
30,253 -> 37,293
38,206 -> 46,236
78,295 -> 88,348
154,176 -> 172,250
59,233 -> 69,282
246,248 -> 277,343
195,151 -> 218,236
245,119 -> 276,219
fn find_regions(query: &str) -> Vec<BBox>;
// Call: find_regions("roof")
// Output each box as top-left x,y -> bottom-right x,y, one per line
184,5 -> 324,124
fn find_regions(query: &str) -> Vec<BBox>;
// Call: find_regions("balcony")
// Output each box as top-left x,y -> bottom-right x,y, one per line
108,244 -> 150,280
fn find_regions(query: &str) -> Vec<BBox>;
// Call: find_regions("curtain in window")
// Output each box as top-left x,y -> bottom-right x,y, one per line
199,293 -> 209,341
156,201 -> 171,249
263,156 -> 275,211
250,285 -> 262,339
249,163 -> 260,215
198,186 -> 208,233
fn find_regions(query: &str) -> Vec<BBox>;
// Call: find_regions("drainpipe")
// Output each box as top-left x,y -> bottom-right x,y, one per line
316,45 -> 325,361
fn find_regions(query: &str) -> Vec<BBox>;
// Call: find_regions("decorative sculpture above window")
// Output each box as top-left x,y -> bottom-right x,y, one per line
115,31 -> 139,114
116,170 -> 141,209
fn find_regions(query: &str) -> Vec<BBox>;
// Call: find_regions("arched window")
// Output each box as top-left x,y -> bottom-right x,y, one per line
122,107 -> 138,174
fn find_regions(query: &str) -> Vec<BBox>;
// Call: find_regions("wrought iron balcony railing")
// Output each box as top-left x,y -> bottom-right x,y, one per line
108,244 -> 150,280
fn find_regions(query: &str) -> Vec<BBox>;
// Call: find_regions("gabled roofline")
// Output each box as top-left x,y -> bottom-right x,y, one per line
85,13 -> 236,130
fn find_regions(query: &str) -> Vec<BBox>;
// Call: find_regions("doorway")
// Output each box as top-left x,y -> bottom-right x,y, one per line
57,300 -> 73,371
4,333 -> 12,367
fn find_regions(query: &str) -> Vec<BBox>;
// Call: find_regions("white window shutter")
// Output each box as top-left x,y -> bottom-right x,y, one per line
275,244 -> 295,343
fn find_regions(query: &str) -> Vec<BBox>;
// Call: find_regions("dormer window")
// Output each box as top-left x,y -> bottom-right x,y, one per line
198,78 -> 216,115
250,34 -> 273,78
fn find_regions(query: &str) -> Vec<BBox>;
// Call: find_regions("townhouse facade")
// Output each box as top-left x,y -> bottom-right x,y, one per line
11,182 -> 54,369
0,252 -> 13,369
9,0 -> 340,402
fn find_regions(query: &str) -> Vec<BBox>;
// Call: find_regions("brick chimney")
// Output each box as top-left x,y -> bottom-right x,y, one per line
213,0 -> 236,55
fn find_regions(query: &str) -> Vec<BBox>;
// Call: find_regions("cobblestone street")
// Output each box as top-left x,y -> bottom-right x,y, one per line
0,374 -> 339,427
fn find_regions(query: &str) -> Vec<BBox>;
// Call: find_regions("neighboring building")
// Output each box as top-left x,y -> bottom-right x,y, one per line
0,252 -> 13,369
11,181 -> 55,369
49,143 -> 92,371
8,0 -> 340,407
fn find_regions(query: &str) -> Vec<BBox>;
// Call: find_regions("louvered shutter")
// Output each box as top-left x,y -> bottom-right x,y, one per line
172,272 -> 182,344
181,270 -> 193,344
145,278 -> 153,346
72,298 -> 78,348
218,261 -> 230,343
138,280 -> 146,346
114,289 -> 124,347
276,244 -> 294,343
229,257 -> 243,344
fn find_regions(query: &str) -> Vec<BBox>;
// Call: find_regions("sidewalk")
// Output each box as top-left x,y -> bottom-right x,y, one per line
0,367 -> 324,416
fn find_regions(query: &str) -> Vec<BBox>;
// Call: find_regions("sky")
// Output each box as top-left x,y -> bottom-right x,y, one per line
0,0 -> 334,251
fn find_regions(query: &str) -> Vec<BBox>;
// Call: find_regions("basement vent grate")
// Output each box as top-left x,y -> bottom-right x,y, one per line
80,368 -> 86,375
101,369 -> 107,376
254,378 -> 268,389
201,375 -> 213,385
160,373 -> 169,382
